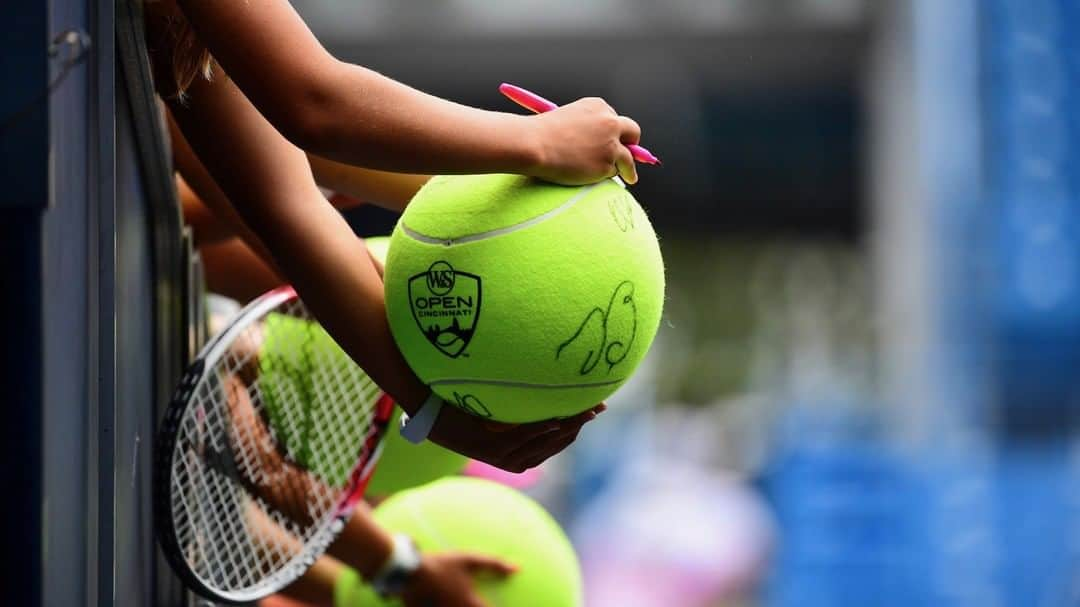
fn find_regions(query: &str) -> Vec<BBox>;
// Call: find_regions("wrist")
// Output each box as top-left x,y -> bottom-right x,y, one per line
397,383 -> 431,417
369,533 -> 423,598
502,113 -> 545,176
393,363 -> 435,417
400,391 -> 445,444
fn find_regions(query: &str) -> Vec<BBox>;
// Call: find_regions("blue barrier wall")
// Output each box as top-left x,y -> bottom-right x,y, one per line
2,1 -> 190,604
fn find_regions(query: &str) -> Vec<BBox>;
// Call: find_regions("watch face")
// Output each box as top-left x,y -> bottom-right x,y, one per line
375,568 -> 414,598
373,535 -> 423,597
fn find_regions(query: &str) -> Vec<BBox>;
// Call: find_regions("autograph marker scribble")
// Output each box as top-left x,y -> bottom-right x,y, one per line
556,281 -> 638,375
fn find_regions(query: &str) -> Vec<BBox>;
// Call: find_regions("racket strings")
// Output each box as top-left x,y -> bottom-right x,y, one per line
168,297 -> 384,594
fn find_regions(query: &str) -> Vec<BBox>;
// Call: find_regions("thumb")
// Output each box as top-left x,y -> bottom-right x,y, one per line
459,554 -> 519,577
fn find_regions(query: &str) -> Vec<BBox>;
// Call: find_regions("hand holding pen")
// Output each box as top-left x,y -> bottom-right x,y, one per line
500,83 -> 662,178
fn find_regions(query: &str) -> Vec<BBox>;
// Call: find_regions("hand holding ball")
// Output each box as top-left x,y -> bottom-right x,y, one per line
335,477 -> 583,607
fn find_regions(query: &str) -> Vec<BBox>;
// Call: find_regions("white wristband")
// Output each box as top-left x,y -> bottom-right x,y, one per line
400,392 -> 445,444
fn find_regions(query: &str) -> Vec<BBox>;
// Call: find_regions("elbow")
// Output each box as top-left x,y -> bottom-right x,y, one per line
272,66 -> 345,155
278,105 -> 333,154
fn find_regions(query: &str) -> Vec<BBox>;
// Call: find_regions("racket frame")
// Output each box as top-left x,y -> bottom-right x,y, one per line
154,286 -> 392,604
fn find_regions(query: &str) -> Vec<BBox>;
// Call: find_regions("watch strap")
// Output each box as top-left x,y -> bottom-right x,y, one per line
400,391 -> 444,444
370,533 -> 422,598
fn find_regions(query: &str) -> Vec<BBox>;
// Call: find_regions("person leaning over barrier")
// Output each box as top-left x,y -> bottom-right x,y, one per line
144,0 -> 648,471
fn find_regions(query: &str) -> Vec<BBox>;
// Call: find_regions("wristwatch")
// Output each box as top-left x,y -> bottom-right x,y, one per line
400,391 -> 445,444
370,533 -> 423,598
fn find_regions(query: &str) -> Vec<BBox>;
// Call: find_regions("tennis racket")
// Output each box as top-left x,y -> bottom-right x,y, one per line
155,285 -> 394,604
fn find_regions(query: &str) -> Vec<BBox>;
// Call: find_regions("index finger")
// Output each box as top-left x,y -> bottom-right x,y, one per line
618,115 -> 641,145
460,554 -> 519,576
482,420 -> 520,433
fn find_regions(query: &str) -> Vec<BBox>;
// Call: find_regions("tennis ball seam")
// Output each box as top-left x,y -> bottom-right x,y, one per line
399,179 -> 612,246
429,377 -> 625,390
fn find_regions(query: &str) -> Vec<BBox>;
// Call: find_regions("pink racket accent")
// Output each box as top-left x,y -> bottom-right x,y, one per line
464,459 -> 544,489
266,284 -> 297,298
339,393 -> 397,513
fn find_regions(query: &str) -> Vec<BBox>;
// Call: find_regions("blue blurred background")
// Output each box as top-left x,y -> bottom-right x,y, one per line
291,0 -> 1080,605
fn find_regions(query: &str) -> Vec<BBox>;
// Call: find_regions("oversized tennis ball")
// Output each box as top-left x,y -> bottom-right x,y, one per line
363,237 -> 468,497
334,477 -> 583,607
385,174 -> 664,423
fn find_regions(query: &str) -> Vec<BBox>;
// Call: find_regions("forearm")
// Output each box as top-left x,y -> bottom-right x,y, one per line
165,60 -> 430,413
296,66 -> 540,174
170,110 -> 278,264
308,154 -> 430,213
244,184 -> 430,412
277,555 -> 346,605
179,152 -> 393,250
176,0 -> 541,174
326,507 -> 394,581
200,238 -> 286,303
177,174 -> 233,246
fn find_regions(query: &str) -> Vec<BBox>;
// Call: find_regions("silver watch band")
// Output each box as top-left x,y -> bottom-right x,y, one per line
400,391 -> 444,444
370,533 -> 422,598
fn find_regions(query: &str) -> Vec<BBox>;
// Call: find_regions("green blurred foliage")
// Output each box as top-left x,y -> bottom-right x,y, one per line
655,236 -> 874,406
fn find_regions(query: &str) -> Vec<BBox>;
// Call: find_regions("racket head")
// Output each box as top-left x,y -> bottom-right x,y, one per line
155,286 -> 393,604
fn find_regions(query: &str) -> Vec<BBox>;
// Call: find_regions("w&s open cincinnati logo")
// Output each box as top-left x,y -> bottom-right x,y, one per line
408,261 -> 482,357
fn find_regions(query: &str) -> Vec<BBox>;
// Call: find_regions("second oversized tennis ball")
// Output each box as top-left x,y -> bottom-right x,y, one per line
335,477 -> 583,607
385,174 -> 664,423
363,237 -> 468,497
